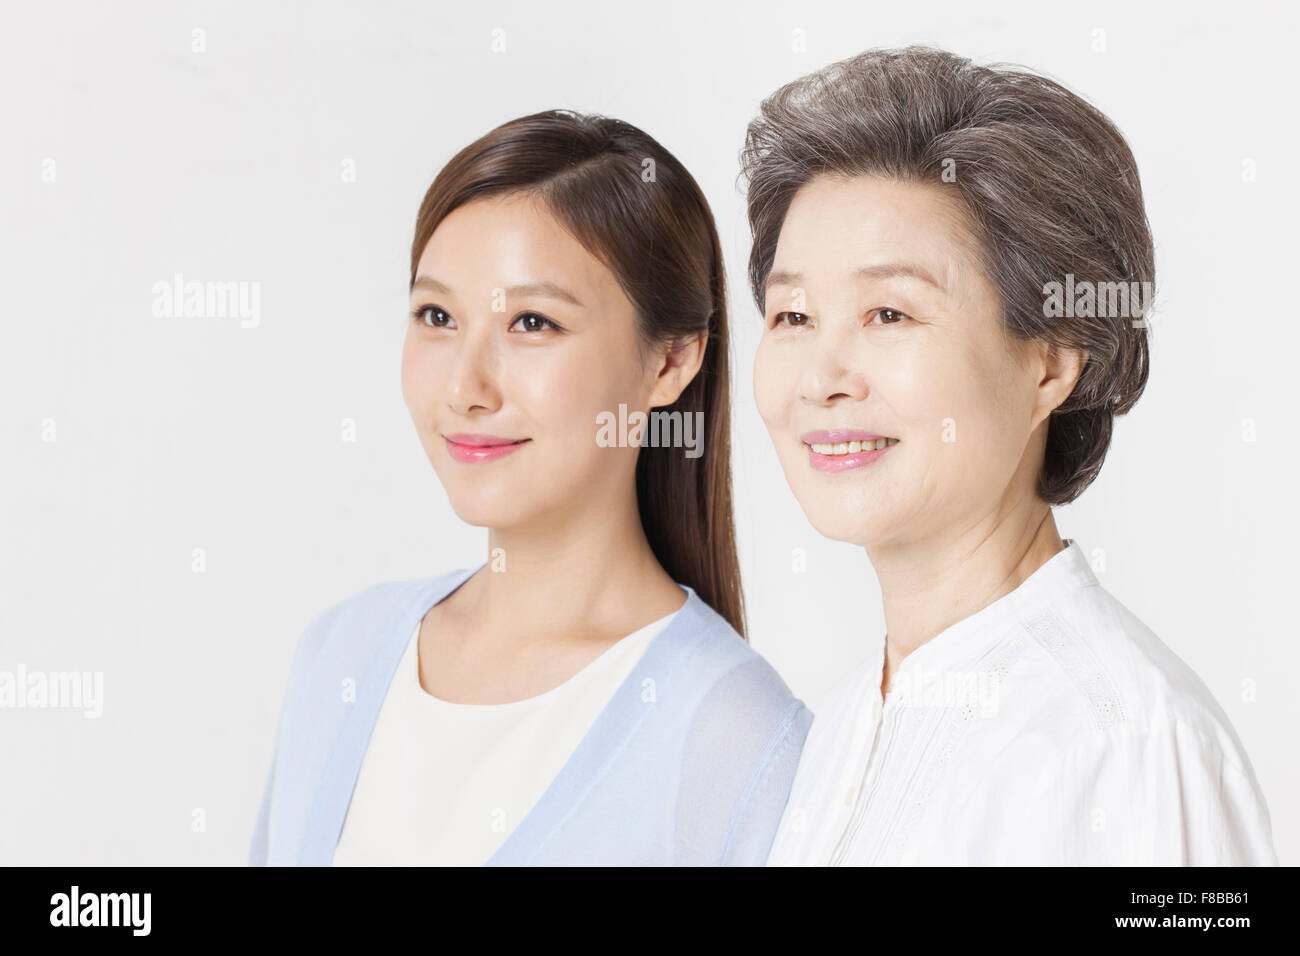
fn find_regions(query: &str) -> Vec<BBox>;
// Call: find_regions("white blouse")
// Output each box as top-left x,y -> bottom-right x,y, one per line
767,539 -> 1278,866
332,609 -> 677,866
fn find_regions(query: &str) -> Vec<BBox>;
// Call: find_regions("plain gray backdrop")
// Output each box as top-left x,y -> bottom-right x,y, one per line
3,0 -> 1296,864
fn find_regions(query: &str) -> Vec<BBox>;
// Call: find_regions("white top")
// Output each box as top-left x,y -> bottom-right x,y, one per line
332,608 -> 678,866
767,539 -> 1278,866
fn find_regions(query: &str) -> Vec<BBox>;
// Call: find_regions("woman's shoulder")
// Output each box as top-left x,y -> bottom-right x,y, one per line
643,591 -> 812,782
969,587 -> 1277,863
287,570 -> 472,677
1013,582 -> 1257,777
664,588 -> 806,709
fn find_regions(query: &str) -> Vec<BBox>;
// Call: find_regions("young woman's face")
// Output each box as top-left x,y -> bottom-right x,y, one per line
753,174 -> 1045,550
402,192 -> 654,530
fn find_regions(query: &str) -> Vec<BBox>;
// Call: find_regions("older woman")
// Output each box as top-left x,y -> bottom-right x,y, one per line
744,46 -> 1276,865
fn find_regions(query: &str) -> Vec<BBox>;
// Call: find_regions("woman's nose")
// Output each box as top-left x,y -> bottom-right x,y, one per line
444,325 -> 503,415
799,323 -> 868,406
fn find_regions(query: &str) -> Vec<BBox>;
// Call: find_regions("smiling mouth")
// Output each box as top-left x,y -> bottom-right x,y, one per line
443,435 -> 530,464
807,437 -> 898,455
801,435 -> 899,473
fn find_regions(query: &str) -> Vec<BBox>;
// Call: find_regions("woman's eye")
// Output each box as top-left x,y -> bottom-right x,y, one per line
413,305 -> 455,329
773,311 -> 811,328
873,308 -> 909,325
510,312 -> 558,333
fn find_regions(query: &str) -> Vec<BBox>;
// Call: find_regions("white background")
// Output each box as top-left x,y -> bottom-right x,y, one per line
3,0 -> 1296,865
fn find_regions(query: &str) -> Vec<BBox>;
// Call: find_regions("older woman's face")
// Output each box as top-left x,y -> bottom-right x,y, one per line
753,174 -> 1046,549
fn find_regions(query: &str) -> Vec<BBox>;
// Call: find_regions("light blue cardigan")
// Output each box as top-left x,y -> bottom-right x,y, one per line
249,567 -> 812,866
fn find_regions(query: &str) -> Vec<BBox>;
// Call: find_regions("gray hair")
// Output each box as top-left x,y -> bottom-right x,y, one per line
740,45 -> 1153,505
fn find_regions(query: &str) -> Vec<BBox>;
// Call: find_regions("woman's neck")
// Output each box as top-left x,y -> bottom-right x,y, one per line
450,489 -> 684,652
870,499 -> 1065,697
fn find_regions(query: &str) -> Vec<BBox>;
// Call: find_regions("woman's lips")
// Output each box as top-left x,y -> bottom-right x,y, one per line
443,434 -> 530,464
799,430 -> 898,473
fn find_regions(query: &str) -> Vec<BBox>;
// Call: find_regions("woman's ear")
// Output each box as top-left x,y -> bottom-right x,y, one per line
647,332 -> 708,409
1033,343 -> 1088,428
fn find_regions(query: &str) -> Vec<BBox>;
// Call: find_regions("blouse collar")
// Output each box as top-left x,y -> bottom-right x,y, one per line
884,537 -> 1099,687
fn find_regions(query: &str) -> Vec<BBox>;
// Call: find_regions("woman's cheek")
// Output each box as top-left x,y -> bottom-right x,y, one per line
752,342 -> 792,433
399,344 -> 424,418
512,355 -> 576,415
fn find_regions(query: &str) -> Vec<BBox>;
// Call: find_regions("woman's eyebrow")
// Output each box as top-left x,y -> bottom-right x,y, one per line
765,269 -> 803,290
503,281 -> 585,308
854,262 -> 946,291
765,262 -> 947,292
410,274 -> 451,295
409,274 -> 584,307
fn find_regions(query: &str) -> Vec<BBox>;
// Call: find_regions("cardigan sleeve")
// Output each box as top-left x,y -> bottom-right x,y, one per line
246,597 -> 338,866
248,752 -> 274,866
673,652 -> 813,866
720,701 -> 813,866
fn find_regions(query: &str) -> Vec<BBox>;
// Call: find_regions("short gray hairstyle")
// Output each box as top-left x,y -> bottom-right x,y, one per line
740,45 -> 1154,505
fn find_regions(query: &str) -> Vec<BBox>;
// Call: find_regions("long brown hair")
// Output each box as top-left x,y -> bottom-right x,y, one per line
410,110 -> 745,637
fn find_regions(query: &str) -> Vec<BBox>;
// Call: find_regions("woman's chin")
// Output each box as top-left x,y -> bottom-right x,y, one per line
446,496 -> 529,530
803,509 -> 883,548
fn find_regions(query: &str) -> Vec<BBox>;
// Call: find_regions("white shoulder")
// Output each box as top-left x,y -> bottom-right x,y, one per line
991,588 -> 1277,863
1019,585 -> 1252,768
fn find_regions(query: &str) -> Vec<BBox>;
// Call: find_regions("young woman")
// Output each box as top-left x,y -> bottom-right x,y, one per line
249,110 -> 810,866
742,47 -> 1277,865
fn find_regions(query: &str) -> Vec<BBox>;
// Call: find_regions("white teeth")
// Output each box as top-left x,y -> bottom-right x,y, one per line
808,438 -> 898,455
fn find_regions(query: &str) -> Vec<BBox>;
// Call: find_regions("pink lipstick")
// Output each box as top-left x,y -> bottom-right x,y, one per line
799,429 -> 898,473
443,433 -> 530,464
